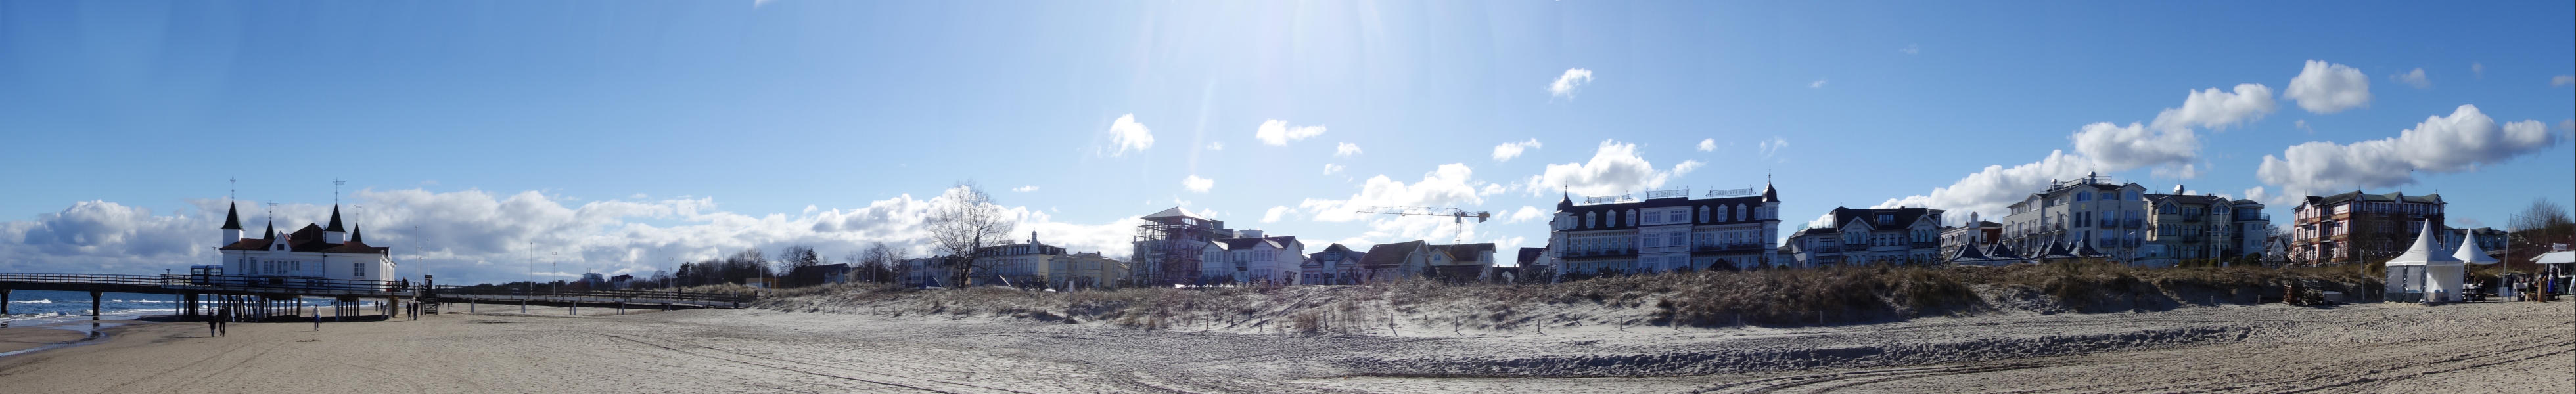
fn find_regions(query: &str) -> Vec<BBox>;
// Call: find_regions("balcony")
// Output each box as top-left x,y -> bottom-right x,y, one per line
2124,219 -> 2142,228
2183,216 -> 2203,223
1693,244 -> 1766,253
1565,249 -> 1637,258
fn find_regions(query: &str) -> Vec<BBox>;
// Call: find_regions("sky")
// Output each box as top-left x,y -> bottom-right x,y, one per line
1,1 -> 2570,284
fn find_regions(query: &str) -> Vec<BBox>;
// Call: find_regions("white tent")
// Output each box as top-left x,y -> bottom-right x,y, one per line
2454,232 -> 2500,265
2385,220 -> 2466,303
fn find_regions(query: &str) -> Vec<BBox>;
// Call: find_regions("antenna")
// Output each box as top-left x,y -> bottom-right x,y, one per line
229,177 -> 237,202
333,179 -> 346,206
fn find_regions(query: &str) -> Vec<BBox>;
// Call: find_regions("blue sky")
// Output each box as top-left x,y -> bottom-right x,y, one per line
1,1 -> 2569,284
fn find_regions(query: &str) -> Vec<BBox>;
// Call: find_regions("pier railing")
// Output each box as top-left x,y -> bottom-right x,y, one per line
0,273 -> 412,296
425,286 -> 756,306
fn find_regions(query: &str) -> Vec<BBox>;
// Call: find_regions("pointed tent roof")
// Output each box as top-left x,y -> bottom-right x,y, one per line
1948,241 -> 1990,262
2454,232 -> 2498,265
1986,242 -> 2022,260
2385,220 -> 2464,267
2042,236 -> 2075,259
1141,206 -> 1203,219
2073,236 -> 2110,258
325,205 -> 346,232
221,202 -> 243,230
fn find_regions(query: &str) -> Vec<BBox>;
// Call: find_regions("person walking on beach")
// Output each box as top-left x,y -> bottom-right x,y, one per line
207,311 -> 218,337
313,309 -> 321,331
216,309 -> 228,337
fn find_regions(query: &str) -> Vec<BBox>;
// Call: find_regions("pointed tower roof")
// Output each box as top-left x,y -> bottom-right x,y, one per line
221,202 -> 243,230
2453,229 -> 2498,265
2386,220 -> 2464,267
1557,192 -> 1575,210
262,221 -> 276,240
349,223 -> 365,243
1760,173 -> 1779,202
325,205 -> 346,232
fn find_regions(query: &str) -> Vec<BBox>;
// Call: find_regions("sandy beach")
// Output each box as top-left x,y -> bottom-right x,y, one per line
0,300 -> 2564,393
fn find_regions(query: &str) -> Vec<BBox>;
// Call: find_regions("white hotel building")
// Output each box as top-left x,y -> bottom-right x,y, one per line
1546,182 -> 1782,276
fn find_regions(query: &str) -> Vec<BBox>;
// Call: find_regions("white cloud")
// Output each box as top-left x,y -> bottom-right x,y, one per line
2285,60 -> 2371,114
2295,119 -> 2314,134
1260,206 -> 1291,223
1548,68 -> 1594,98
1492,139 -> 1543,162
1506,206 -> 1546,224
2149,83 -> 2277,132
2071,122 -> 2198,173
1809,79 -> 1828,89
2555,75 -> 2575,87
1759,137 -> 1788,158
1181,175 -> 1215,193
1207,142 -> 1224,150
1523,139 -> 1672,197
2471,62 -> 2484,78
1900,44 -> 1920,55
1804,213 -> 1837,229
1672,160 -> 1706,177
1870,150 -> 2092,219
2391,68 -> 2432,89
1011,185 -> 1040,192
1254,120 -> 1326,146
2255,104 -> 2562,198
1323,164 -> 1345,175
0,188 -> 1142,284
1335,142 -> 1363,157
1697,139 -> 1716,152
1299,164 -> 1490,223
1105,114 -> 1155,156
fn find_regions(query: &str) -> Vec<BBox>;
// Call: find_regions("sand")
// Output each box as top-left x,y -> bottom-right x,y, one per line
0,301 -> 2564,393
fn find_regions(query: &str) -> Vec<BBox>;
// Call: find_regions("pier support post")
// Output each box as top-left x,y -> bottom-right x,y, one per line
89,290 -> 101,320
3,288 -> 11,315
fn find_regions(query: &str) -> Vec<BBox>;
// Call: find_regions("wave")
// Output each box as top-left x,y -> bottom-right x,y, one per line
110,300 -> 175,303
9,299 -> 53,304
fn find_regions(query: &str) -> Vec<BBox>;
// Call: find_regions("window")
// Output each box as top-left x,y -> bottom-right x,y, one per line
1626,209 -> 1637,226
1586,212 -> 1596,228
1736,204 -> 1747,221
1645,211 -> 1662,224
1668,232 -> 1686,248
353,262 -> 365,278
2078,192 -> 2092,202
1700,206 -> 1711,223
1717,206 -> 1729,222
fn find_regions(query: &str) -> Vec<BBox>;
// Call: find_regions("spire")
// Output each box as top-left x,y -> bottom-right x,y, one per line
263,221 -> 276,239
325,205 -> 346,232
221,202 -> 243,230
1556,191 -> 1575,210
1760,173 -> 1780,202
350,223 -> 365,243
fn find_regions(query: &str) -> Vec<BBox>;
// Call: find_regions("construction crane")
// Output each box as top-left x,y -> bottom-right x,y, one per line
1356,206 -> 1492,244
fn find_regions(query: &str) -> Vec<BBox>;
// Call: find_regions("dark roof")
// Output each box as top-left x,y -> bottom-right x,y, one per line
1986,242 -> 2021,259
2144,194 -> 2230,207
1216,236 -> 1299,250
217,222 -> 388,255
2041,237 -> 2075,258
325,206 -> 345,232
1948,241 -> 1990,261
1322,244 -> 1350,252
349,223 -> 365,243
1360,240 -> 1425,268
1517,247 -> 1546,265
220,203 -> 242,230
1556,195 -> 1777,230
2307,190 -> 2443,207
2072,237 -> 2109,257
1827,206 -> 1944,230
262,221 -> 275,239
1760,179 -> 1778,202
1431,243 -> 1496,262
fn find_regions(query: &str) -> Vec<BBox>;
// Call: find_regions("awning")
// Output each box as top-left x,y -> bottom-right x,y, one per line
2537,251 -> 2576,265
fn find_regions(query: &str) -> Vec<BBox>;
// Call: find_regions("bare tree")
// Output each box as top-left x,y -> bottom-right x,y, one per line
927,181 -> 1015,287
856,242 -> 907,284
2510,198 -> 2574,257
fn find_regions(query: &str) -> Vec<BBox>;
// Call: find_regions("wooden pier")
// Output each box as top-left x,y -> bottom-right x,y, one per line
0,273 -> 754,320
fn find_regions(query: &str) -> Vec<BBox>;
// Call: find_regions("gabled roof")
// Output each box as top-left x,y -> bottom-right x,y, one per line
2309,190 -> 2444,207
1827,206 -> 1943,230
1360,240 -> 1425,268
1430,243 -> 1496,263
1321,244 -> 1350,253
1518,247 -> 1546,265
1216,236 -> 1299,250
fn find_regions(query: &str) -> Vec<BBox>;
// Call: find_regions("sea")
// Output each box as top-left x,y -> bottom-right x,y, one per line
1,290 -> 180,325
